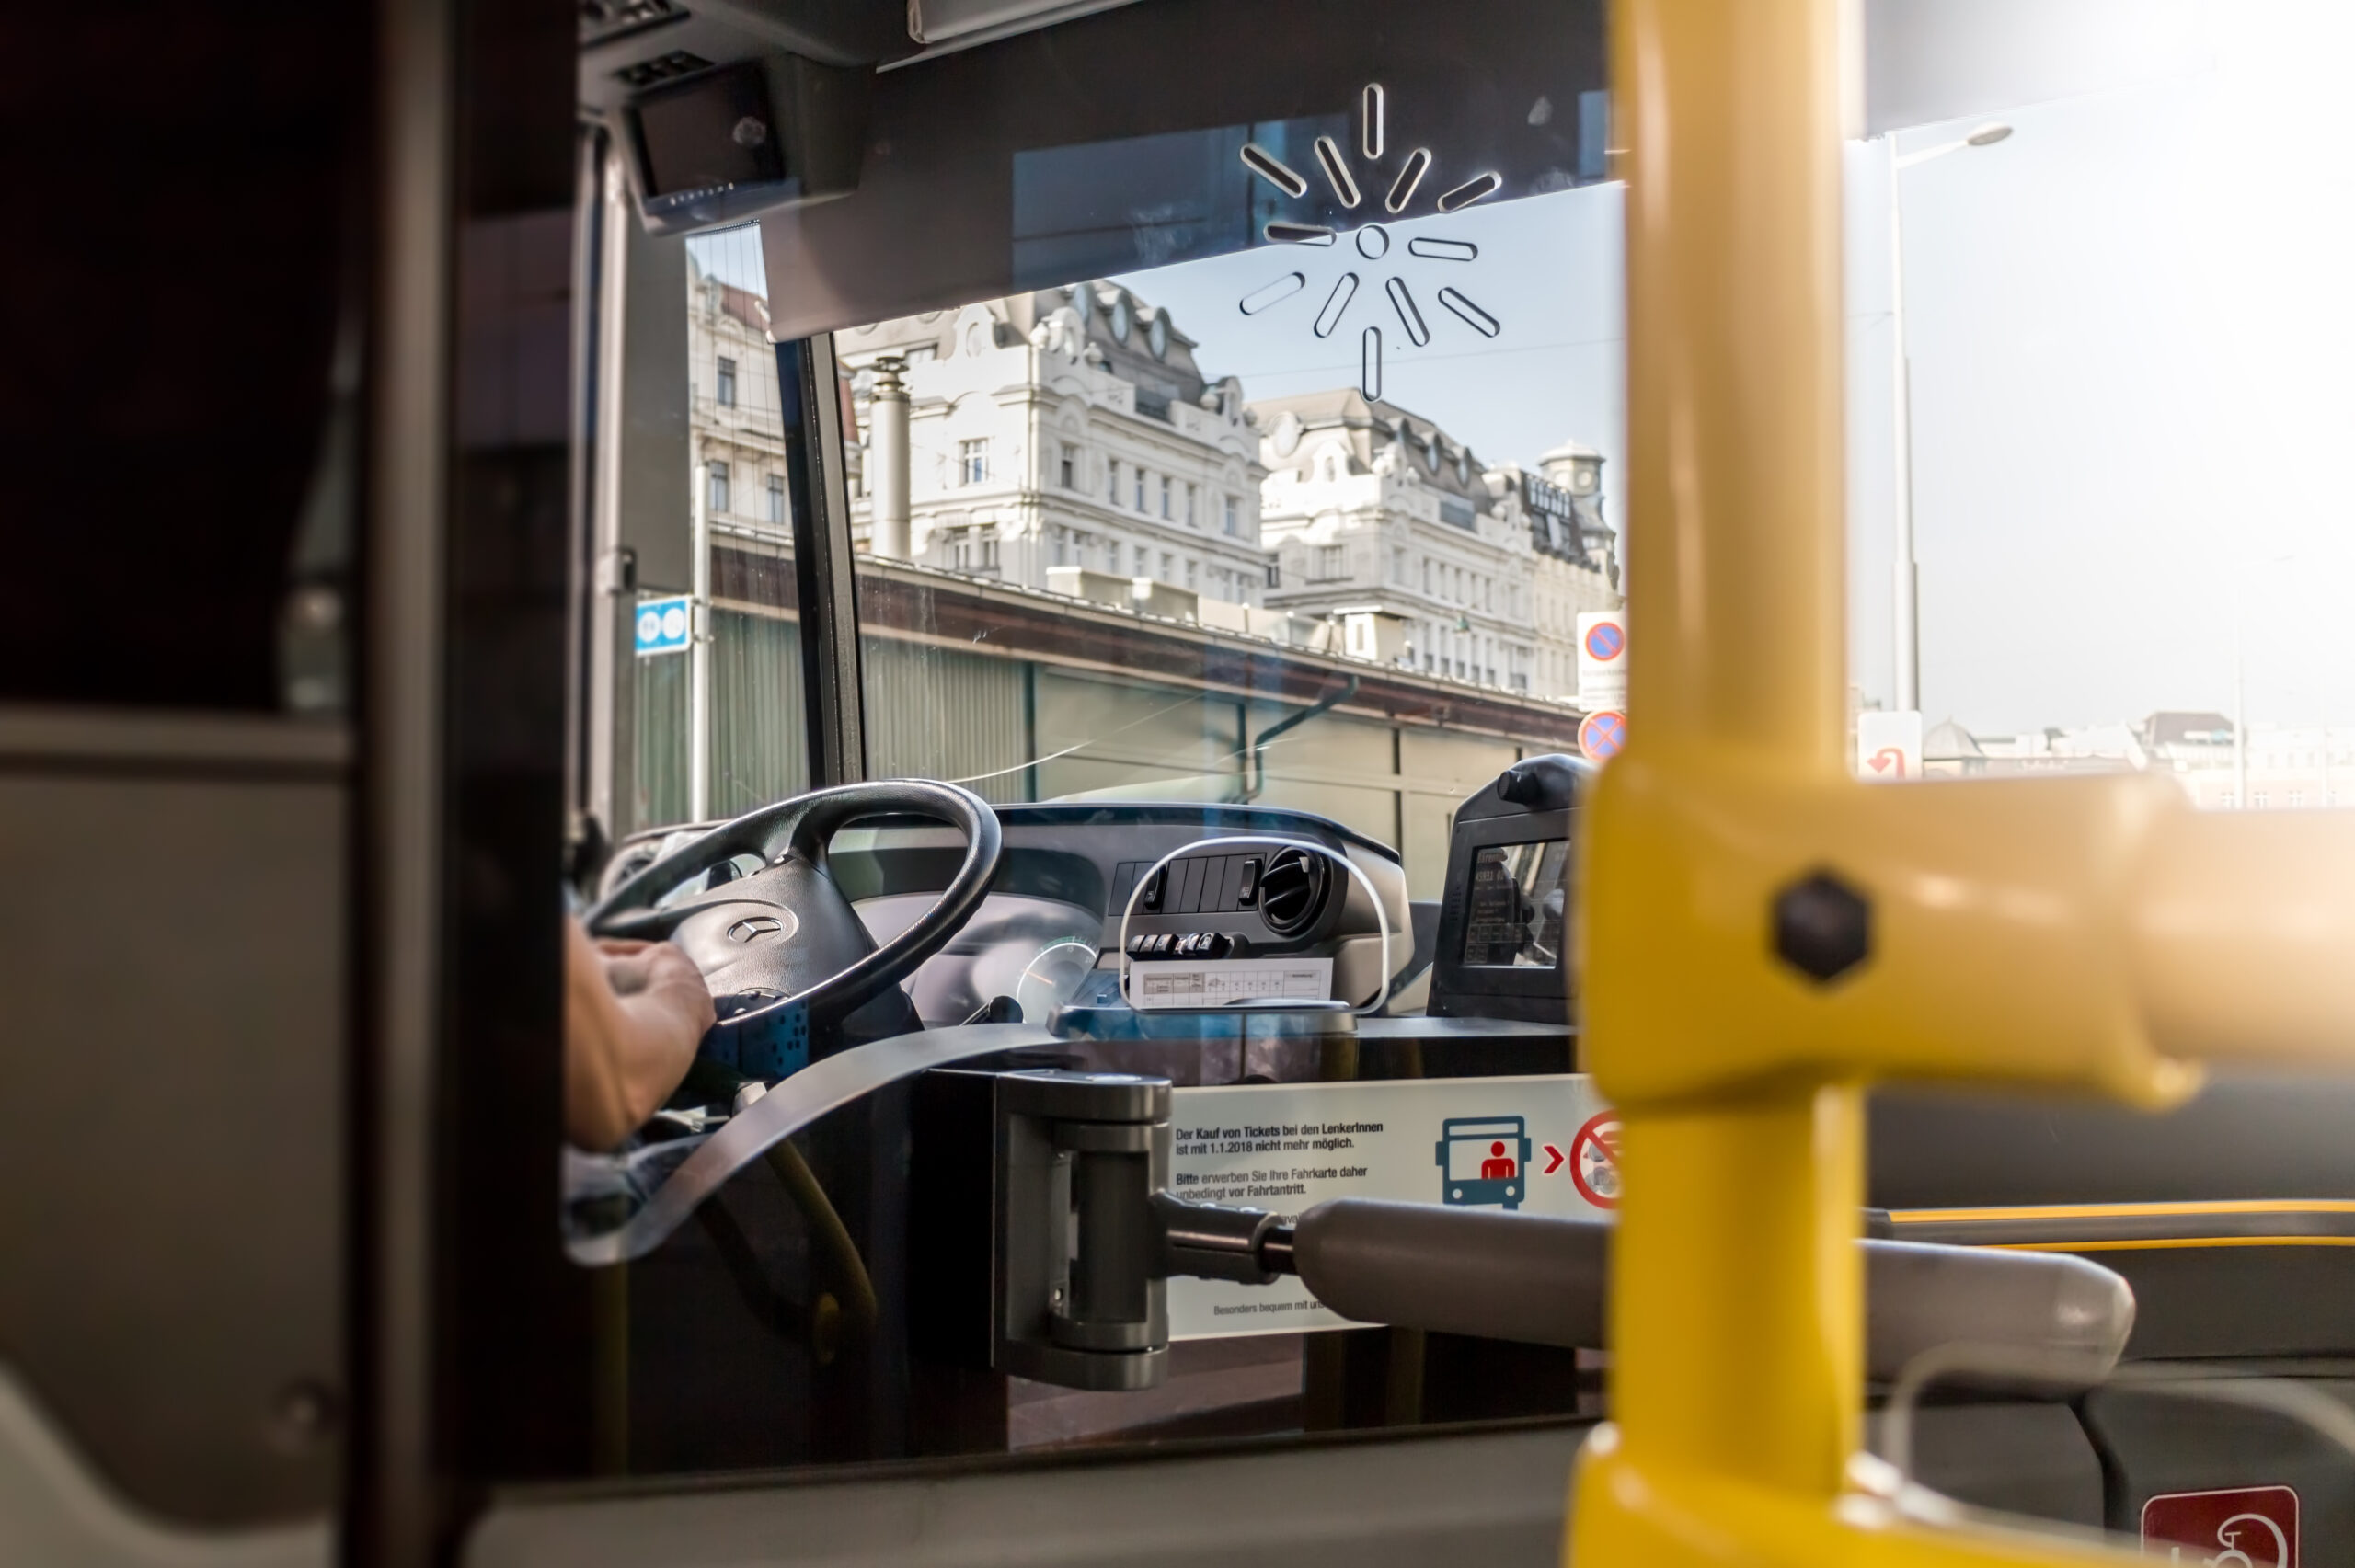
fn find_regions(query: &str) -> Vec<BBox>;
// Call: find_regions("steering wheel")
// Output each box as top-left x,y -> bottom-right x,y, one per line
585,781 -> 1003,1041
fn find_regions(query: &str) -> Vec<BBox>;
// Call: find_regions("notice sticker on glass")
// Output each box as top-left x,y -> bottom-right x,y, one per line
1166,1073 -> 1611,1338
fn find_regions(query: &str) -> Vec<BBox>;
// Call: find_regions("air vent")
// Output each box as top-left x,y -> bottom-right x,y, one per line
1257,847 -> 1330,939
615,49 -> 711,89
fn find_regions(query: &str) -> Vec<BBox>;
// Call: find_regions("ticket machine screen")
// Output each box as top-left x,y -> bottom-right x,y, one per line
1459,841 -> 1568,969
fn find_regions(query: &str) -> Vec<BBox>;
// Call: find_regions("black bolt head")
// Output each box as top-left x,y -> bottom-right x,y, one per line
1773,871 -> 1871,984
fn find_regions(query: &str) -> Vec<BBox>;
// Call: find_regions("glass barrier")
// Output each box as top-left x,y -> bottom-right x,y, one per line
836,176 -> 1625,898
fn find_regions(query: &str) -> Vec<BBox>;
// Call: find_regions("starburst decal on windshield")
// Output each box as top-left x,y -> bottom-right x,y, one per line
1236,83 -> 1502,400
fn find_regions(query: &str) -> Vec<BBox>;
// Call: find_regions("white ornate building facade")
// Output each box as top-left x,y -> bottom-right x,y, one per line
835,283 -> 1271,605
783,278 -> 1625,701
1251,392 -> 1620,698
688,256 -> 797,545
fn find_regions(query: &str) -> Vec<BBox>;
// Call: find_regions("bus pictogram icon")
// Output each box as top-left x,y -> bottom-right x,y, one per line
1436,1116 -> 1531,1210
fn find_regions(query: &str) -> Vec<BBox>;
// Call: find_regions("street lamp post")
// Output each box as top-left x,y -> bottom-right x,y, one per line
2234,552 -> 2297,810
1886,120 -> 2011,715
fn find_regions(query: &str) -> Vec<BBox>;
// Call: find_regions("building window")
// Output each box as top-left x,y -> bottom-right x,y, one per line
1051,527 -> 1070,567
1314,544 -> 1347,581
1061,443 -> 1079,489
1185,559 -> 1199,589
1108,460 -> 1120,504
948,527 -> 1001,574
1223,495 -> 1239,536
1133,544 -> 1150,575
1266,560 -> 1281,588
2252,791 -> 2269,808
2289,790 -> 2306,807
1186,484 -> 1198,526
1422,559 -> 1432,593
959,439 -> 990,486
1160,476 -> 1173,519
717,356 -> 737,408
706,460 -> 730,514
764,473 -> 785,524
1160,551 -> 1177,580
1135,468 -> 1148,510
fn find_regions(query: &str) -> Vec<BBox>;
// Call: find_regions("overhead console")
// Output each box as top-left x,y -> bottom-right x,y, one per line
577,0 -> 1185,236
578,0 -> 898,235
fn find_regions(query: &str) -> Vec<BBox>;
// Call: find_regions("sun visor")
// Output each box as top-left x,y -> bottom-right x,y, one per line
756,0 -> 1608,341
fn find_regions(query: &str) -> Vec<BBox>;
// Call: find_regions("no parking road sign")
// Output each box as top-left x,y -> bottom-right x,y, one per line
1579,709 -> 1626,763
1577,611 -> 1627,707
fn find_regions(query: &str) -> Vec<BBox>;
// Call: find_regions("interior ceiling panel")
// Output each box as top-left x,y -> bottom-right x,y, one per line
755,0 -> 1607,340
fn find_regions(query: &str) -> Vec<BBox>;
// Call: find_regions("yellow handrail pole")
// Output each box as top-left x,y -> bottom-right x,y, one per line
1617,0 -> 1848,774
1601,0 -> 1860,1499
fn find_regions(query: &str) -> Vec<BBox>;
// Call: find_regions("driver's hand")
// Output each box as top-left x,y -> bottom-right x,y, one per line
565,915 -> 717,1152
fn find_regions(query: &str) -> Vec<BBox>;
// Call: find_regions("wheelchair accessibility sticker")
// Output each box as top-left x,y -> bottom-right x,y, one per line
1166,1073 -> 1612,1338
2142,1486 -> 2297,1568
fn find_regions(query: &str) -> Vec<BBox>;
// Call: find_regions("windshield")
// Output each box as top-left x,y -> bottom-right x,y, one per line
1849,6 -> 2355,807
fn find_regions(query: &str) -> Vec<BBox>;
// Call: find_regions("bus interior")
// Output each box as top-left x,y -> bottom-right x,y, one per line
11,2 -> 2355,1567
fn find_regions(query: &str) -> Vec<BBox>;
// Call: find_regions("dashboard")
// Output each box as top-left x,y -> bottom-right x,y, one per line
828,802 -> 1415,1026
601,798 -> 1417,1030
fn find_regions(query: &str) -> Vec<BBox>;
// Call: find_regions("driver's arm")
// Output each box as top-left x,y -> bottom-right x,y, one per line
565,915 -> 716,1151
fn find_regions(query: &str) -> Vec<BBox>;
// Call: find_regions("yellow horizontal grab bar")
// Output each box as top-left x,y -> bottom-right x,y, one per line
2132,806 -> 2355,1064
1586,753 -> 2355,1112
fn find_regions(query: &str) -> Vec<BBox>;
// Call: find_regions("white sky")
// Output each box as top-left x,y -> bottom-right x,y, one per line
1114,1 -> 2355,739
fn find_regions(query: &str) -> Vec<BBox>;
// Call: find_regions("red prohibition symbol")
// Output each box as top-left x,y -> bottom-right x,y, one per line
1579,709 -> 1627,761
1569,1110 -> 1621,1209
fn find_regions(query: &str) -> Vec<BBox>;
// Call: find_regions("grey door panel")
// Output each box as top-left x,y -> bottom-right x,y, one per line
0,715 -> 347,1525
